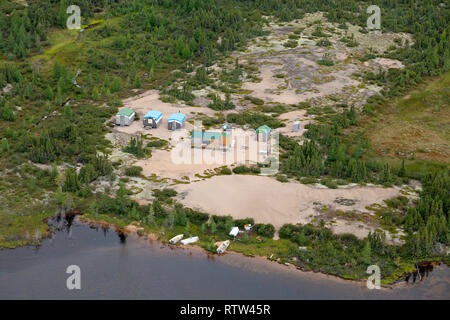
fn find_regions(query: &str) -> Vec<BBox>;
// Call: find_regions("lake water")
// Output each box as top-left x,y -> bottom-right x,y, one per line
0,216 -> 449,299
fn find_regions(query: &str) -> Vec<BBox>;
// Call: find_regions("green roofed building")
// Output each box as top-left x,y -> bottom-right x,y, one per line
256,125 -> 271,142
116,108 -> 135,126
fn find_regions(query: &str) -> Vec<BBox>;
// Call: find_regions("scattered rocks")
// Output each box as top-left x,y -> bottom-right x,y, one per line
2,83 -> 12,94
334,197 -> 357,206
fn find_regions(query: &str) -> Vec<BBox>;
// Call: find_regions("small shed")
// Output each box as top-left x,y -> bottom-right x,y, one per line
143,110 -> 163,128
229,227 -> 239,237
168,113 -> 186,130
116,108 -> 135,126
256,125 -> 271,142
191,130 -> 226,148
222,123 -> 232,131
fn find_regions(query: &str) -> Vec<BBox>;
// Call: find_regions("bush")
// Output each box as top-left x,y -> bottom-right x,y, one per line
338,233 -> 360,246
276,175 -> 289,182
123,136 -> 150,158
232,165 -> 251,174
153,188 -> 177,201
300,177 -> 319,184
317,59 -> 334,66
185,208 -> 209,225
124,166 -> 143,177
147,138 -> 168,148
219,167 -> 232,175
253,223 -> 275,238
251,166 -> 261,174
233,218 -> 255,228
283,40 -> 298,48
205,238 -> 217,253
321,178 -> 338,189
226,112 -> 285,129
384,196 -> 409,210
244,95 -> 264,105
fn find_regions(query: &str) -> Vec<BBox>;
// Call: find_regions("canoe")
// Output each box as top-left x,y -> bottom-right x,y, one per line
180,236 -> 199,245
169,234 -> 184,244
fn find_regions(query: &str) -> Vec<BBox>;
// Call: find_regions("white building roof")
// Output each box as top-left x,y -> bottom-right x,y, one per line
229,227 -> 239,237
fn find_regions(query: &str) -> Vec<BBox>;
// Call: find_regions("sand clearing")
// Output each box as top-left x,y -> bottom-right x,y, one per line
175,175 -> 400,238
276,110 -> 313,138
135,148 -> 226,180
115,90 -> 216,140
135,128 -> 272,180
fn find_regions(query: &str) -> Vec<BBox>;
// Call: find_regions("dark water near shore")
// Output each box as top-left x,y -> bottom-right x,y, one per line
0,216 -> 449,299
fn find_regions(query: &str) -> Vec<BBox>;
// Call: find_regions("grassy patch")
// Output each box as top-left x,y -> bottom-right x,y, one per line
359,72 -> 450,163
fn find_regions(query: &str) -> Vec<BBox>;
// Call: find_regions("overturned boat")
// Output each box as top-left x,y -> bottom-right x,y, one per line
216,240 -> 230,254
169,234 -> 184,244
181,236 -> 199,245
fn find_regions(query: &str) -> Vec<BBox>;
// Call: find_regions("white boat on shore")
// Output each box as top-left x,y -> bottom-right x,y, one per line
216,240 -> 230,254
169,234 -> 184,244
181,236 -> 199,245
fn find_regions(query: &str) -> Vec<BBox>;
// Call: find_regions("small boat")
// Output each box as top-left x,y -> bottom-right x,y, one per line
180,236 -> 199,245
216,240 -> 230,254
169,234 -> 184,244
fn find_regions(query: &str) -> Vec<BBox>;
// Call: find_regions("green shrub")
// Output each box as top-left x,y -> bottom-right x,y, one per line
276,174 -> 289,182
220,167 -> 232,175
233,218 -> 255,228
244,95 -> 265,105
153,188 -> 178,201
147,139 -> 168,148
232,165 -> 251,174
283,40 -> 298,48
125,166 -> 143,177
317,59 -> 334,66
253,223 -> 275,238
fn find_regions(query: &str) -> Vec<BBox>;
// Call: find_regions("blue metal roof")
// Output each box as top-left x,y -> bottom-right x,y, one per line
144,110 -> 163,121
168,113 -> 186,123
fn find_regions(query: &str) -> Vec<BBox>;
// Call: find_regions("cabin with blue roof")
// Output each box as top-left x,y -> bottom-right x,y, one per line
168,113 -> 186,130
143,110 -> 163,128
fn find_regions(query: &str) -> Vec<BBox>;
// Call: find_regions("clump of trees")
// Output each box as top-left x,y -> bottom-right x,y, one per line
123,136 -> 150,158
226,112 -> 284,129
207,92 -> 235,110
253,223 -> 275,238
280,106 -> 399,186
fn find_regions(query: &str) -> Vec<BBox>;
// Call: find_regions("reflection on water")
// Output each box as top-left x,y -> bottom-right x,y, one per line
0,215 -> 448,300
405,262 -> 445,285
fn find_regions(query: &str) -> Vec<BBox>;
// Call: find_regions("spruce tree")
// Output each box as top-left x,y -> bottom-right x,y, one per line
1,101 -> 14,121
398,159 -> 406,177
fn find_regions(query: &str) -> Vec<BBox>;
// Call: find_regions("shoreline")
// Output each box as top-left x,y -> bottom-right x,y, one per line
77,215 -> 441,290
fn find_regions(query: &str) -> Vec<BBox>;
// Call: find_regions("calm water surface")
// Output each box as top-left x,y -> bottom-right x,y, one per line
0,216 -> 449,299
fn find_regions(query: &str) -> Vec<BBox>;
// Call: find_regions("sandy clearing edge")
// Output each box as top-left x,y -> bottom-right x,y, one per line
175,175 -> 400,239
